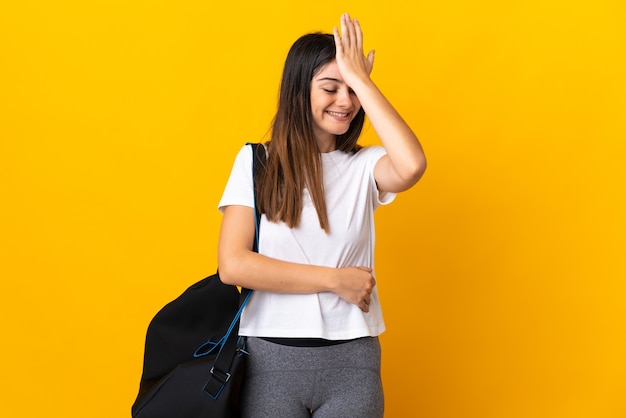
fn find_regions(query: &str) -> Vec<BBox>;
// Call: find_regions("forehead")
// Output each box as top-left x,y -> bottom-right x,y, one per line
313,61 -> 343,82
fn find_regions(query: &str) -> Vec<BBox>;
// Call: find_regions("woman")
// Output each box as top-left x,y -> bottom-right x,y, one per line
218,13 -> 426,417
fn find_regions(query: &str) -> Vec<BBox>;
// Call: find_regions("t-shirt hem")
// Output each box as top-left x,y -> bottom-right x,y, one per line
238,326 -> 386,340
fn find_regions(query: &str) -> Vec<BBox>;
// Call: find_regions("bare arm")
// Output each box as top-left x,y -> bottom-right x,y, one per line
217,205 -> 375,311
334,13 -> 427,193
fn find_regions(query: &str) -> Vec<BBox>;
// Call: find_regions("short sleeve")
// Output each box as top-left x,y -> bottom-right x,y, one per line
360,146 -> 396,207
218,145 -> 254,213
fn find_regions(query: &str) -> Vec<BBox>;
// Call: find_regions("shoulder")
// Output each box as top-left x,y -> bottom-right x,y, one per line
353,145 -> 388,168
234,143 -> 254,161
227,144 -> 254,174
355,145 -> 387,160
326,146 -> 387,171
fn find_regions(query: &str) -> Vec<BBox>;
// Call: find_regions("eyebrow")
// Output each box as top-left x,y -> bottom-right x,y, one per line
316,77 -> 343,83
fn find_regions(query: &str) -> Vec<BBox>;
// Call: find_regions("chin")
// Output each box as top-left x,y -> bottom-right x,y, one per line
330,125 -> 351,136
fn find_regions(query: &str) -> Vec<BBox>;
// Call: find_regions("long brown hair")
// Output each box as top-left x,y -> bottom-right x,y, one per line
256,33 -> 365,233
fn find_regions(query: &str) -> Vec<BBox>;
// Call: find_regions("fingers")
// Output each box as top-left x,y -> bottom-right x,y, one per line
339,13 -> 349,48
360,300 -> 370,313
355,266 -> 374,312
353,17 -> 363,50
360,295 -> 372,312
332,26 -> 343,54
344,14 -> 357,49
336,13 -> 361,51
335,13 -> 375,79
336,265 -> 375,312
365,49 -> 375,75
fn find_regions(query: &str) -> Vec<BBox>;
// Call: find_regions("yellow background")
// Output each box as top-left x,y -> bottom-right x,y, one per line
1,0 -> 625,417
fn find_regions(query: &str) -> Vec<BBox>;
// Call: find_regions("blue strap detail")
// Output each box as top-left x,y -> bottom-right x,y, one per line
193,290 -> 253,358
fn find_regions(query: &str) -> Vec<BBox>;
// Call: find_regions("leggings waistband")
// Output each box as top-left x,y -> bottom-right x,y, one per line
257,337 -> 358,347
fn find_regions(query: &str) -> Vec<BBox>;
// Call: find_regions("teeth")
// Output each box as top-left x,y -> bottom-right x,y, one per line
327,111 -> 349,117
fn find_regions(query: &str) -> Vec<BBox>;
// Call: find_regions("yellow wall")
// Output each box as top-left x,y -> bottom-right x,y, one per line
1,1 -> 624,417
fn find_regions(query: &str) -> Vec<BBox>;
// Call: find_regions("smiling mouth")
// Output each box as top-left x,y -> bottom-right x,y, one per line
326,111 -> 350,118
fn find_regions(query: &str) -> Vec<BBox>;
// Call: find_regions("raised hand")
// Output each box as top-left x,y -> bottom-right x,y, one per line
333,13 -> 375,88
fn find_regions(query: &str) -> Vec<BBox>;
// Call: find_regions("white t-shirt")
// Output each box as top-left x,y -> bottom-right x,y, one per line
218,144 -> 395,340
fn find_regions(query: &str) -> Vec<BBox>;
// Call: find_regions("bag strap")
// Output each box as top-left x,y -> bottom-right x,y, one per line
241,141 -> 265,299
203,142 -> 265,400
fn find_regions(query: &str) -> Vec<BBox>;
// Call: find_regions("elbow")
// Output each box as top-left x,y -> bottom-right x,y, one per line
217,253 -> 240,286
218,269 -> 237,286
410,157 -> 427,183
401,156 -> 427,189
379,156 -> 427,194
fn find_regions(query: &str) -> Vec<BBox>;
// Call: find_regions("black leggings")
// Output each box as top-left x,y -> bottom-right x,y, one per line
241,336 -> 384,418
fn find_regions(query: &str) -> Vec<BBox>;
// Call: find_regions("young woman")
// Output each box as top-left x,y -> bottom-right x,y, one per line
217,13 -> 426,417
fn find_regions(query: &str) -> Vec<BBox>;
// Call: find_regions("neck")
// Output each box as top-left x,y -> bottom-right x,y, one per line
315,135 -> 337,153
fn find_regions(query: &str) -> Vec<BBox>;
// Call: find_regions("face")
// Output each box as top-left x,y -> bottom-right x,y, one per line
309,60 -> 361,148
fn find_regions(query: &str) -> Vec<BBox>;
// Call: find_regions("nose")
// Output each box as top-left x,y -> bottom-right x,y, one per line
335,87 -> 352,108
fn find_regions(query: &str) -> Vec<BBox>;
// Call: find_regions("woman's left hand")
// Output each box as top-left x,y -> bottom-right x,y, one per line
333,13 -> 375,88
